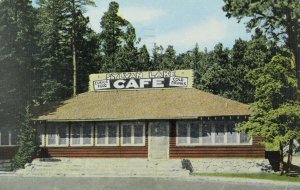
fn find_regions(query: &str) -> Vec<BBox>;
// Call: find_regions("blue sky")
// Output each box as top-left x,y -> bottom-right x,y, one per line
85,0 -> 252,53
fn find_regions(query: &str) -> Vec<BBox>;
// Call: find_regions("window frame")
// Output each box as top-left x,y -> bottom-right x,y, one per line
176,121 -> 252,146
120,122 -> 145,146
0,128 -> 18,147
70,122 -> 94,146
46,123 -> 69,147
95,122 -> 119,146
36,126 -> 45,147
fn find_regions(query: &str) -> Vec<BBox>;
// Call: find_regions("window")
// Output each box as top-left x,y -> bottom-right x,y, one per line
121,122 -> 145,146
11,128 -> 19,145
227,124 -> 251,144
71,122 -> 93,146
36,126 -> 45,146
215,125 -> 225,144
240,132 -> 251,144
46,123 -> 69,146
226,124 -> 237,143
190,123 -> 200,144
95,122 -> 119,146
0,128 -> 18,146
1,128 -> 9,145
176,122 -> 251,146
202,124 -> 212,145
177,123 -> 188,144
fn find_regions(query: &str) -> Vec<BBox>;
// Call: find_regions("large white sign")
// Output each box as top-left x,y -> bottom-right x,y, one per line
89,70 -> 193,91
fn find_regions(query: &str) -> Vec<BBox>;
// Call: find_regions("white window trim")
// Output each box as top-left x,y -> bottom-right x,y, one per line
70,123 -> 94,146
46,124 -> 69,147
121,122 -> 145,146
176,121 -> 252,146
95,122 -> 119,146
0,128 -> 18,147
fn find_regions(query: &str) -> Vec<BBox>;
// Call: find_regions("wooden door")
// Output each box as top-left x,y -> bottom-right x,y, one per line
148,122 -> 169,160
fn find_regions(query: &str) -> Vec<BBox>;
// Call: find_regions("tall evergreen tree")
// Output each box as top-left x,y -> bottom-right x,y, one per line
113,24 -> 139,72
100,1 -> 133,72
0,0 -> 38,129
198,43 -> 234,98
161,45 -> 177,70
151,44 -> 164,70
137,45 -> 151,71
70,0 -> 96,96
36,0 -> 97,103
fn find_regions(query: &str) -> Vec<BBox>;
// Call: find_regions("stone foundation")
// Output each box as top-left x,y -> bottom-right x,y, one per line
189,158 -> 272,173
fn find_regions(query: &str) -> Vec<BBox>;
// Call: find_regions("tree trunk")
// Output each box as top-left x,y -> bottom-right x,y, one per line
286,139 -> 294,174
279,142 -> 284,175
72,0 -> 77,96
286,1 -> 299,88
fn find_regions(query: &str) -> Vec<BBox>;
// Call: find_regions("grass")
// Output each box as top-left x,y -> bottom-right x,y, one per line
192,173 -> 300,183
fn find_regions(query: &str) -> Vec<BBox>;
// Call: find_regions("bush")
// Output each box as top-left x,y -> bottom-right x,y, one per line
12,106 -> 38,169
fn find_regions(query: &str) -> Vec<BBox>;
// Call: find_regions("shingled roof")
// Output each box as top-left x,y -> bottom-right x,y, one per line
34,88 -> 250,121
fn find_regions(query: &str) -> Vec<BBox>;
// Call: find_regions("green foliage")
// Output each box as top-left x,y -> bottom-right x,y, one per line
13,106 -> 38,169
0,0 -> 38,128
223,0 -> 300,45
223,0 -> 300,85
137,45 -> 151,71
192,31 -> 278,103
36,0 -> 99,102
239,55 -> 299,146
99,1 -> 142,72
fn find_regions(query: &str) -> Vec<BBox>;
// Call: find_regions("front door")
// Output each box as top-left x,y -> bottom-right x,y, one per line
148,122 -> 169,160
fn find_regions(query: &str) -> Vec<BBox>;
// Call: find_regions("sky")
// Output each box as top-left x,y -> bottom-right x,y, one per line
85,0 -> 252,53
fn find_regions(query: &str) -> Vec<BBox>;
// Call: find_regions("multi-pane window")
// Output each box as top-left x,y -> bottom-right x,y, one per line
46,123 -> 69,146
121,122 -> 145,146
0,128 -> 18,146
202,124 -> 212,144
190,123 -> 200,144
226,124 -> 237,143
71,122 -> 93,146
1,128 -> 9,145
176,122 -> 251,146
177,123 -> 188,144
95,123 -> 119,146
215,125 -> 225,144
36,126 -> 45,146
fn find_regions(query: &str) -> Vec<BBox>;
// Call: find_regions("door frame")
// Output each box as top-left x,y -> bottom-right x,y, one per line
148,121 -> 170,160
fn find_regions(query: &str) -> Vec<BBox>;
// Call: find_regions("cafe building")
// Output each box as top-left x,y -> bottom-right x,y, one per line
0,70 -> 265,160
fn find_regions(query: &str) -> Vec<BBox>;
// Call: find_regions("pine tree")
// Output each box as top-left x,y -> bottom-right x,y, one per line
137,45 -> 151,71
36,0 -> 97,102
13,106 -> 38,169
161,45 -> 177,70
151,44 -> 164,70
0,0 -> 38,131
99,1 -> 140,72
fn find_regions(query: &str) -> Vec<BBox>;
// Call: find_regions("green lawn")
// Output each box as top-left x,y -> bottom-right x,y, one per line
192,173 -> 300,183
